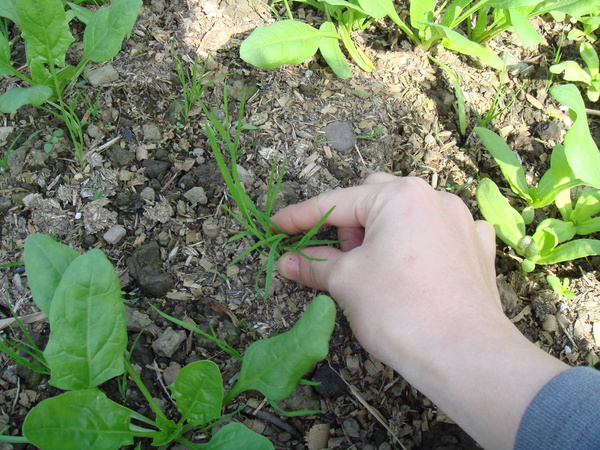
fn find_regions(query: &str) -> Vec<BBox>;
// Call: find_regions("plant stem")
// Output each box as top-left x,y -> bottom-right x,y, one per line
124,358 -> 169,423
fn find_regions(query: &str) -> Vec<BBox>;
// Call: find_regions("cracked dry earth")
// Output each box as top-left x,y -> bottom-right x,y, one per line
1,0 -> 599,448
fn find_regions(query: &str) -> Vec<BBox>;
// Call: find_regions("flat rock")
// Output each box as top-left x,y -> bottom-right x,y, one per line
152,327 -> 186,357
103,224 -> 127,245
88,65 -> 119,87
322,121 -> 356,153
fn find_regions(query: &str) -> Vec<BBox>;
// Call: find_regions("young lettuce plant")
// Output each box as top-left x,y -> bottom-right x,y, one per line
550,42 -> 600,101
202,84 -> 337,300
475,84 -> 600,272
0,0 -> 141,163
0,234 -> 336,449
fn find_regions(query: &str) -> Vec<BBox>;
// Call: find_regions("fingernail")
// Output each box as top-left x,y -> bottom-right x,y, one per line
278,253 -> 300,280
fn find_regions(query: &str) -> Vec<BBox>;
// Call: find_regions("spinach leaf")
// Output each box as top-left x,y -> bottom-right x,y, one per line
225,295 -> 335,403
205,423 -> 273,450
551,84 -> 600,188
24,234 -> 78,315
240,20 -> 335,69
476,177 -> 526,249
83,0 -> 142,63
23,389 -> 135,450
44,249 -> 127,390
17,0 -> 74,67
169,360 -> 223,427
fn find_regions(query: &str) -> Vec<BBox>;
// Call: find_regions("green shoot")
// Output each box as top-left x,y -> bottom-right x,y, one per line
201,83 -> 338,300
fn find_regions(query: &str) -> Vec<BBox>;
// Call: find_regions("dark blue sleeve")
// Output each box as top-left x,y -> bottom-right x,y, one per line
514,366 -> 600,449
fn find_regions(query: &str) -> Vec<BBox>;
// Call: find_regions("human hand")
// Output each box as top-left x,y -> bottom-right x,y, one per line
272,173 -> 567,449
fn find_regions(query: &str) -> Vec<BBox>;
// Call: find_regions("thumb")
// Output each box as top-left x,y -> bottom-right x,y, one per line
277,247 -> 344,291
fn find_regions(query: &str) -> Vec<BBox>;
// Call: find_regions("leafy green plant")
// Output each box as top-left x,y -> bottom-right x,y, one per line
201,84 -> 338,300
172,51 -> 216,122
550,42 -> 600,101
475,84 -> 600,272
43,129 -> 64,153
0,0 -> 141,163
241,0 -> 600,76
0,233 -> 336,449
546,274 -> 576,299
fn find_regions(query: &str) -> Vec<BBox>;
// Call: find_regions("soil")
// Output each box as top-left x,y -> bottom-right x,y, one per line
1,1 -> 599,449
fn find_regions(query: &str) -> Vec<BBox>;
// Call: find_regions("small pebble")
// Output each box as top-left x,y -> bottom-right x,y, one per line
103,224 -> 127,245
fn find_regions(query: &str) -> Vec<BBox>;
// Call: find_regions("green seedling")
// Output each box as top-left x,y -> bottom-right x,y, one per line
172,50 -> 216,122
475,84 -> 600,272
43,129 -> 64,153
546,274 -> 576,299
428,55 -> 467,135
550,42 -> 600,102
201,84 -> 338,300
357,126 -> 384,140
0,234 -> 336,449
0,0 -> 141,163
79,86 -> 103,121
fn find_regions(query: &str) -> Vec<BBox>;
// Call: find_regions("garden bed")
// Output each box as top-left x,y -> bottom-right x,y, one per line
0,0 -> 599,448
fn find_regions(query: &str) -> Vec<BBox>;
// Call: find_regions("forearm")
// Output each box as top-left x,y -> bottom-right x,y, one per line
387,312 -> 568,449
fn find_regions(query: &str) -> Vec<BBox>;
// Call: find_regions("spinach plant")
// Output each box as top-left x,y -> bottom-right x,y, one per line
475,84 -> 600,272
241,0 -> 599,76
550,42 -> 599,101
0,234 -> 336,449
0,0 -> 141,163
202,84 -> 338,300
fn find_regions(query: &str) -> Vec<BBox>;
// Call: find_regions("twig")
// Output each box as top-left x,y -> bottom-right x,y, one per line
585,108 -> 600,117
241,406 -> 301,439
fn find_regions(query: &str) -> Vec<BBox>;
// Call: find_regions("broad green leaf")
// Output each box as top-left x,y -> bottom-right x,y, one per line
84,0 -> 142,62
575,217 -> 600,235
487,0 -> 548,7
240,20 -> 333,69
169,360 -> 223,427
535,218 -> 576,244
551,0 -> 600,17
17,0 -> 74,67
0,85 -> 53,113
551,84 -> 600,188
424,23 -> 504,69
23,389 -> 134,450
357,0 -> 388,19
572,188 -> 600,223
536,239 -> 600,264
580,42 -> 599,72
66,1 -> 94,24
476,177 -> 526,249
508,9 -> 542,46
318,22 -> 352,79
24,234 -> 78,315
44,249 -> 127,390
0,0 -> 19,24
205,423 -> 273,450
0,31 -> 13,76
410,0 -> 435,32
320,0 -> 367,14
225,295 -> 335,402
550,61 -> 592,83
475,127 -> 532,202
532,145 -> 583,208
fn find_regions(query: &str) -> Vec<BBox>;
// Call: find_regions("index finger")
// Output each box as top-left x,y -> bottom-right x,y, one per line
271,184 -> 375,235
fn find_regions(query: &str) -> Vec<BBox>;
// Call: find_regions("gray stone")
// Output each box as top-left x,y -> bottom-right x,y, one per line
142,123 -> 162,142
342,417 -> 360,438
140,187 -> 156,203
202,219 -> 219,238
88,65 -> 119,87
142,159 -> 170,179
322,121 -> 356,153
127,241 -> 175,297
107,147 -> 135,167
163,362 -> 182,386
184,186 -> 208,205
152,327 -> 186,357
103,224 -> 127,245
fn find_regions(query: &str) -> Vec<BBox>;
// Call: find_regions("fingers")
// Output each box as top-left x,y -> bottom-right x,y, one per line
271,172 -> 398,235
277,247 -> 344,291
271,184 -> 373,235
338,226 -> 365,252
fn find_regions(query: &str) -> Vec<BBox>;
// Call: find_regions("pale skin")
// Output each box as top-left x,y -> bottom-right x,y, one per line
272,173 -> 568,450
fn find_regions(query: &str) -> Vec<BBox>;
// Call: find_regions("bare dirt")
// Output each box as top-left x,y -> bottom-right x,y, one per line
0,1 -> 599,449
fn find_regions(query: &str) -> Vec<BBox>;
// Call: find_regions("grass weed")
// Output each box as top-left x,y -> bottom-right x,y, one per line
201,83 -> 337,300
